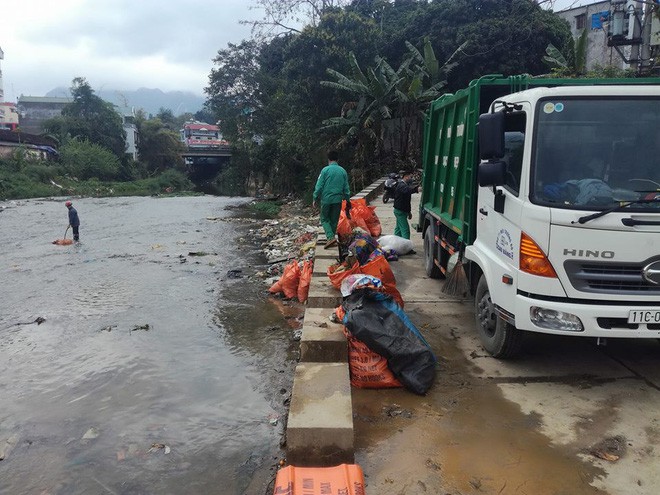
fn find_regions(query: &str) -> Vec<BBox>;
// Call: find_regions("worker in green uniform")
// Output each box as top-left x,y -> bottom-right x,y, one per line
392,170 -> 419,239
312,150 -> 351,248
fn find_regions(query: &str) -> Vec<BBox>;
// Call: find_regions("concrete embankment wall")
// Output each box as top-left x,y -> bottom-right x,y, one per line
286,178 -> 385,467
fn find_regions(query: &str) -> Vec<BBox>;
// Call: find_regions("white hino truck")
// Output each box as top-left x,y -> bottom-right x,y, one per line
419,75 -> 660,358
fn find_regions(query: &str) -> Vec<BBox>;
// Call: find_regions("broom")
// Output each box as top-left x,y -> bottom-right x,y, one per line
442,253 -> 470,298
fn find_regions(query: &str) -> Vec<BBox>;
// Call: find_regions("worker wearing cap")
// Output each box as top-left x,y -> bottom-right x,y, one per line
312,150 -> 351,248
392,171 -> 419,239
65,201 -> 80,241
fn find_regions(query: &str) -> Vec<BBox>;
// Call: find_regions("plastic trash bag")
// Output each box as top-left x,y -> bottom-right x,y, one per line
269,260 -> 301,299
297,260 -> 313,303
341,288 -> 436,395
378,235 -> 414,255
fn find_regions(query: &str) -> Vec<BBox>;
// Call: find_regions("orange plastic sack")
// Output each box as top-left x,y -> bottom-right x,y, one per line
347,198 -> 381,236
327,260 -> 360,290
297,260 -> 313,303
344,328 -> 403,389
273,464 -> 366,495
364,205 -> 382,237
52,239 -> 74,246
359,255 -> 404,307
336,210 -> 355,237
338,200 -> 370,235
269,260 -> 301,299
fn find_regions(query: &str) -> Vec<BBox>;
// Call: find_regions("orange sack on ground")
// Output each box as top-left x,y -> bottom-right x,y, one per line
344,328 -> 403,389
359,255 -> 404,307
327,260 -> 360,290
269,260 -> 301,299
335,306 -> 401,389
349,198 -> 382,238
273,464 -> 366,495
297,260 -> 313,303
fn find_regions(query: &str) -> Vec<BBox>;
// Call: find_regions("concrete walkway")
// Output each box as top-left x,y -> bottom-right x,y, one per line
287,180 -> 660,494
285,180 -> 385,467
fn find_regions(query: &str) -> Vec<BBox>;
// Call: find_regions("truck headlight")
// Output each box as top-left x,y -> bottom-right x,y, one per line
530,307 -> 584,332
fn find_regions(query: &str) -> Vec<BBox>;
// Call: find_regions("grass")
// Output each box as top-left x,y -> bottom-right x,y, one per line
247,200 -> 282,217
0,168 -> 198,201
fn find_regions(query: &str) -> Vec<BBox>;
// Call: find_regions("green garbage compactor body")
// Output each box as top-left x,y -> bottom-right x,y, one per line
418,73 -> 660,276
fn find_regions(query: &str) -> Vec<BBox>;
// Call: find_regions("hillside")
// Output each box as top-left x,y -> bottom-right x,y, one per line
46,87 -> 205,116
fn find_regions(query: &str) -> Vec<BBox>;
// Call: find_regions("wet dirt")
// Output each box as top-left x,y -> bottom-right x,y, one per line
353,304 -> 607,495
0,196 -> 301,495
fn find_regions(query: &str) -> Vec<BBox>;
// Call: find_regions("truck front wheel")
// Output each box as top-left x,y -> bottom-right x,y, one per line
474,275 -> 524,358
424,227 -> 442,279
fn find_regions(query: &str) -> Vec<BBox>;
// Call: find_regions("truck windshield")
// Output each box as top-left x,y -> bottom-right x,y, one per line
531,97 -> 660,210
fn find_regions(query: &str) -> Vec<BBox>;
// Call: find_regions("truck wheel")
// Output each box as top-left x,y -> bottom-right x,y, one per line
474,275 -> 524,358
424,227 -> 442,279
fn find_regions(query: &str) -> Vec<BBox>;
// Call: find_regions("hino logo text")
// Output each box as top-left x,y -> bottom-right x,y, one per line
563,249 -> 615,258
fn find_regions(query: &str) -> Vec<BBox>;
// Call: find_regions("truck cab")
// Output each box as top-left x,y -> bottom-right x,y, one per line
420,76 -> 660,357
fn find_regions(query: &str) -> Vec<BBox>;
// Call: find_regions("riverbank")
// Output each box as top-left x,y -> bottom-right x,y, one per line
0,167 -> 195,200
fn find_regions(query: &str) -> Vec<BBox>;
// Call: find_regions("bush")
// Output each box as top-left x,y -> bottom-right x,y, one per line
156,169 -> 193,191
23,163 -> 63,182
59,139 -> 121,180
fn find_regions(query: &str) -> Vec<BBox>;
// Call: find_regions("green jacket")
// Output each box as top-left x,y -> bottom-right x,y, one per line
313,162 -> 351,205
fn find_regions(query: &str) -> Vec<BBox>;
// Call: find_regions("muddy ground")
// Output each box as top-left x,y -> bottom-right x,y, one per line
350,195 -> 660,495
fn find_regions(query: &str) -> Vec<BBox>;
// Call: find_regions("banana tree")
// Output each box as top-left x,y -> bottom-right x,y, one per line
543,29 -> 588,76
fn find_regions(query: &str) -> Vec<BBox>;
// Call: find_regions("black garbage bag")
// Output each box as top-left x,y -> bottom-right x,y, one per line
341,288 -> 437,394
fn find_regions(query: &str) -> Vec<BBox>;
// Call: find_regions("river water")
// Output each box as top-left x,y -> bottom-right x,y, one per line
0,196 -> 298,494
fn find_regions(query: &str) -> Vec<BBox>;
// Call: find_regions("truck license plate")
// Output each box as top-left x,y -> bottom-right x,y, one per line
628,310 -> 660,324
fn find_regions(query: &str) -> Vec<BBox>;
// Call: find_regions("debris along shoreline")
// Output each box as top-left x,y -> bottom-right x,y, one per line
239,197 -> 319,293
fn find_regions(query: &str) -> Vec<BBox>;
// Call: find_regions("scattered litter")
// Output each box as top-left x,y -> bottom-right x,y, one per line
226,269 -> 243,279
0,435 -> 19,461
81,427 -> 99,440
148,443 -> 171,454
590,435 -> 626,462
593,450 -> 620,462
382,404 -> 413,418
13,317 -> 46,327
130,324 -> 150,333
188,251 -> 216,257
151,244 -> 164,250
100,325 -> 116,332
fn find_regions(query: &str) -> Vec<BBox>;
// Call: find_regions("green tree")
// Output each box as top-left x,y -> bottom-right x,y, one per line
59,78 -> 127,157
136,118 -> 185,174
59,139 -> 121,180
543,29 -> 588,76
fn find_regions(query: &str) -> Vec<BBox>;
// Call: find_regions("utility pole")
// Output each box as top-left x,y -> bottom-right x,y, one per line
608,0 -> 657,74
0,46 -> 5,102
639,0 -> 655,71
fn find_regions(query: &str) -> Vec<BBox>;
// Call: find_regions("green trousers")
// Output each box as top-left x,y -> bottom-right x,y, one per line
393,208 -> 411,239
320,202 -> 342,240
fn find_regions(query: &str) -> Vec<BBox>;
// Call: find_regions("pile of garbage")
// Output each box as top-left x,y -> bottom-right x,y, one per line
242,199 -> 319,296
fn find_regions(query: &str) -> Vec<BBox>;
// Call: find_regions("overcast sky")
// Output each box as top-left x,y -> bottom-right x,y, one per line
1,0 -> 258,100
0,0 -> 596,102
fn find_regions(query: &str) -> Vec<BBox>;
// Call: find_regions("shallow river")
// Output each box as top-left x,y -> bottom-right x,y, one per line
0,196 -> 297,494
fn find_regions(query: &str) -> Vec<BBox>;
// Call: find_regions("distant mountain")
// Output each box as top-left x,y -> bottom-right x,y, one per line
46,87 -> 205,116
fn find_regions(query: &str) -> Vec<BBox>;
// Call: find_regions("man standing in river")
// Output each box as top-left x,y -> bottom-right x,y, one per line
312,150 -> 351,249
65,201 -> 80,242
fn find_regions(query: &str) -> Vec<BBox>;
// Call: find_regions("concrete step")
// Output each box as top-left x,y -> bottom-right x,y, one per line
307,276 -> 342,308
286,362 -> 354,467
312,256 -> 335,278
300,307 -> 346,362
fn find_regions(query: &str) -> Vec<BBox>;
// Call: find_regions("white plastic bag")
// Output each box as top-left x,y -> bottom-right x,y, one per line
378,235 -> 414,255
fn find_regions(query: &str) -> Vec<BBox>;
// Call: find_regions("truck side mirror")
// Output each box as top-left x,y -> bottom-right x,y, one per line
478,160 -> 506,187
479,112 -> 505,160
